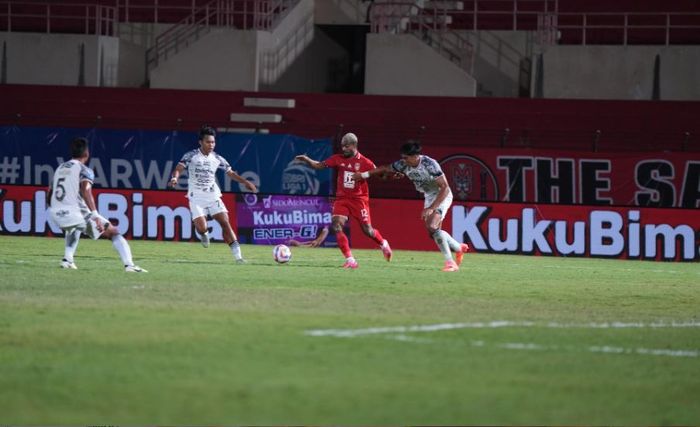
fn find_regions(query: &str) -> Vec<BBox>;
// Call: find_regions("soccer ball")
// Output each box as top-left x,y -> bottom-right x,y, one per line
273,244 -> 292,264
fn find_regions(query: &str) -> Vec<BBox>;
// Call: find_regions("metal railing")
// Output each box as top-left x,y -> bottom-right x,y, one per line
555,12 -> 700,46
260,10 -> 313,85
145,0 -> 297,71
370,2 -> 475,75
440,1 -> 700,45
0,1 -> 118,36
459,0 -> 557,31
118,0 -> 208,24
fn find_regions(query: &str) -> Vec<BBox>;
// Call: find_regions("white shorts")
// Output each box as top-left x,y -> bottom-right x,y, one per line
189,197 -> 228,220
49,206 -> 109,240
424,191 -> 453,218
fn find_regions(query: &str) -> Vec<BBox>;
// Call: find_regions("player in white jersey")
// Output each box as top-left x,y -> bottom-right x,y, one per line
353,141 -> 469,272
47,137 -> 147,272
168,125 -> 258,263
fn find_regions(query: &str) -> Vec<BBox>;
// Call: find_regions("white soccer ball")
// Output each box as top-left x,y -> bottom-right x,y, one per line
273,244 -> 292,264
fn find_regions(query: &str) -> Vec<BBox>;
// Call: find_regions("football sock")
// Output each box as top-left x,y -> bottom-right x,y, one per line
111,234 -> 134,267
370,229 -> 385,246
63,228 -> 81,263
432,230 -> 453,261
440,230 -> 462,253
336,231 -> 353,258
230,240 -> 242,259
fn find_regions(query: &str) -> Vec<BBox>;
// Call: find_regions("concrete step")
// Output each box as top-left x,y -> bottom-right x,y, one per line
243,97 -> 296,108
217,127 -> 270,134
230,113 -> 283,123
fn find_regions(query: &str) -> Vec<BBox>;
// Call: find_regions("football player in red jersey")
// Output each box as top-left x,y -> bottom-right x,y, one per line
295,132 -> 392,268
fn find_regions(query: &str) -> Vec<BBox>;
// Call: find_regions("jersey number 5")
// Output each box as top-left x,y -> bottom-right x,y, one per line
55,177 -> 67,202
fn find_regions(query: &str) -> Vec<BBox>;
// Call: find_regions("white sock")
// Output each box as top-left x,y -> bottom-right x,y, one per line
346,256 -> 356,262
112,234 -> 134,267
64,229 -> 81,262
230,241 -> 242,260
433,230 -> 453,261
381,240 -> 389,248
439,230 -> 462,253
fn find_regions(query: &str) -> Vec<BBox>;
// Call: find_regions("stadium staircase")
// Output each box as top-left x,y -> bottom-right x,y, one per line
144,0 -> 298,69
145,0 -> 309,85
370,0 -> 475,75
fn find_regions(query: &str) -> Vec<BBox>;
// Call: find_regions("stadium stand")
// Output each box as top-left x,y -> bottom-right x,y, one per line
1,83 -> 697,153
424,0 -> 700,44
0,0 -> 293,34
1,1 -> 698,158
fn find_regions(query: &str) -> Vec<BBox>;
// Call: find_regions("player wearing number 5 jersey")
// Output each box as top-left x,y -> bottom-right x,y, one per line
48,137 -> 147,272
168,125 -> 258,263
295,132 -> 392,269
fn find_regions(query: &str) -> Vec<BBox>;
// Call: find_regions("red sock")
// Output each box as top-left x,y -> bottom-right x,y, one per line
370,228 -> 385,246
336,231 -> 352,258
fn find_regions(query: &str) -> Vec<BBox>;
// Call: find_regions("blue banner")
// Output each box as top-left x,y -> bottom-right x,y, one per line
0,126 -> 333,195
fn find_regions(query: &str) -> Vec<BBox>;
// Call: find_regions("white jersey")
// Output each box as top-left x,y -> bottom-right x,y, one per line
178,149 -> 232,201
392,155 -> 446,198
50,159 -> 94,210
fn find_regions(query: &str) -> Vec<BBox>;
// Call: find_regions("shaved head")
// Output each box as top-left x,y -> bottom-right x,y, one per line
340,132 -> 359,158
341,132 -> 358,145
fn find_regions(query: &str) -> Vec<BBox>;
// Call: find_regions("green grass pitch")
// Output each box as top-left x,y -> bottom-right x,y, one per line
0,235 -> 699,424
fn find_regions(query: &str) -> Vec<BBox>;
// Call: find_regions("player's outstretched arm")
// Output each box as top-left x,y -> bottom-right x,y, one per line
227,170 -> 258,193
352,164 -> 391,181
168,163 -> 186,188
294,155 -> 326,170
309,226 -> 330,247
80,180 -> 104,231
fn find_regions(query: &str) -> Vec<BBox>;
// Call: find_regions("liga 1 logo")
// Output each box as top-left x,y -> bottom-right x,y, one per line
282,160 -> 321,195
440,155 -> 500,201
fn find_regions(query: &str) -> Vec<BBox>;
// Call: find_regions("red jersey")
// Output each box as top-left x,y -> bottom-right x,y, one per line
323,152 -> 376,199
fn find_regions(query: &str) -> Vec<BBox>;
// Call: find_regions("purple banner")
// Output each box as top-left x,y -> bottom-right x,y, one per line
236,194 -> 338,247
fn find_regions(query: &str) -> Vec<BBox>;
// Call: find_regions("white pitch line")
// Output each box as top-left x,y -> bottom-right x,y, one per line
499,342 -> 546,350
386,334 -> 433,343
376,337 -> 700,358
305,320 -> 700,338
589,345 -> 699,358
305,321 -> 533,337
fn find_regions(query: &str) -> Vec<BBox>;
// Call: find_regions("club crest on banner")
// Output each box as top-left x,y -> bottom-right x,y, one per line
440,154 -> 500,201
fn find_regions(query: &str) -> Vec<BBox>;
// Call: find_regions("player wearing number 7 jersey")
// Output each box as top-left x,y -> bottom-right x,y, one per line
48,137 -> 147,272
168,125 -> 258,263
295,132 -> 392,269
